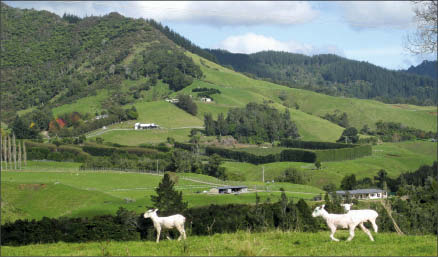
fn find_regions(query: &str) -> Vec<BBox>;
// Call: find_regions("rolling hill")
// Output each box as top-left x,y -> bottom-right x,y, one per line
206,49 -> 437,106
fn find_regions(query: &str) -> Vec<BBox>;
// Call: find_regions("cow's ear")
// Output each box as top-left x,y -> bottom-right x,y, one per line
322,204 -> 325,209
155,209 -> 158,212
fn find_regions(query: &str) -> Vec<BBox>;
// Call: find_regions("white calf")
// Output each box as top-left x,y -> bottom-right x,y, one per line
143,209 -> 187,243
341,203 -> 379,233
312,204 -> 377,242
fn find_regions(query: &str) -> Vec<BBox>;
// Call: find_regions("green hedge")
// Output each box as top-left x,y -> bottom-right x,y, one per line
26,142 -> 90,162
280,139 -> 352,149
206,142 -> 371,164
315,145 -> 372,162
82,143 -> 168,159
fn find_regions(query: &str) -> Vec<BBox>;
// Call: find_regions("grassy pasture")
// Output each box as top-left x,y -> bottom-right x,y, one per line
89,128 -> 192,145
2,230 -> 436,256
1,161 -> 323,223
186,52 -> 437,132
222,141 -> 437,188
52,90 -> 109,117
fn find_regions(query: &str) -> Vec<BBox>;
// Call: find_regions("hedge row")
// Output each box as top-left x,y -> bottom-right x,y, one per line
26,142 -> 90,162
1,213 -> 140,246
205,146 -> 283,164
1,201 -> 320,246
315,145 -> 372,162
82,143 -> 168,159
205,144 -> 371,164
174,142 -> 195,151
280,139 -> 353,149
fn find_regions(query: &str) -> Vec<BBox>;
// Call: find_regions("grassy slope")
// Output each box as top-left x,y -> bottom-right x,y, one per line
51,90 -> 109,117
2,230 -> 436,256
186,52 -> 437,132
222,140 -> 437,188
1,162 -> 323,223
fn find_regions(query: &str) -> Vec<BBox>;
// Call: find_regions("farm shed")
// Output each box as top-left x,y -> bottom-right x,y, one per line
210,186 -> 248,194
335,188 -> 388,200
134,122 -> 159,130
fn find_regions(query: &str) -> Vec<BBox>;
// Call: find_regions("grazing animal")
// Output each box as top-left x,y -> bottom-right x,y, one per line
341,203 -> 379,233
312,204 -> 378,242
143,209 -> 187,243
341,203 -> 353,212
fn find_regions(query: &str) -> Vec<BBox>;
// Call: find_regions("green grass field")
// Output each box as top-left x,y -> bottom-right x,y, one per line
186,52 -> 437,133
52,90 -> 109,117
222,140 -> 437,188
1,161 -> 323,223
2,230 -> 436,256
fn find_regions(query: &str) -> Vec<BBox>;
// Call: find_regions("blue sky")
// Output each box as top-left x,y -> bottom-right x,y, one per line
5,1 -> 436,70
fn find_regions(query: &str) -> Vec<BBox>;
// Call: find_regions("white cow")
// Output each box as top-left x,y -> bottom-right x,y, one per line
143,209 -> 187,243
312,204 -> 378,241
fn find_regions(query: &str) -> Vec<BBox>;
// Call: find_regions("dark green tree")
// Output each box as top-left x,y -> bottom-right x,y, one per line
340,174 -> 357,190
150,173 -> 188,216
176,94 -> 197,116
337,127 -> 359,143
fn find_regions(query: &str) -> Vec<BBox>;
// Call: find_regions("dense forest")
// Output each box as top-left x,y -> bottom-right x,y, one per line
206,49 -> 437,106
0,3 -> 202,123
405,60 -> 437,79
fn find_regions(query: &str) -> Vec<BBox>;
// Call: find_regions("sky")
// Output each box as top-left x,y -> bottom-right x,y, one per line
5,1 -> 436,70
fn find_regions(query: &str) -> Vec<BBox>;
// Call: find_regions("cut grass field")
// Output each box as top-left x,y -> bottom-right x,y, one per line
1,161 -> 323,223
222,140 -> 437,188
2,230 -> 436,256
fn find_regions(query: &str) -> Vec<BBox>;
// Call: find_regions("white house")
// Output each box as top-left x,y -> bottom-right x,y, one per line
335,189 -> 388,200
95,114 -> 108,120
134,122 -> 159,130
200,97 -> 212,102
165,98 -> 179,103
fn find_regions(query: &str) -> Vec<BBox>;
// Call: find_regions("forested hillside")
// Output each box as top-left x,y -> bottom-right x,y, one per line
405,60 -> 437,79
206,49 -> 437,106
0,3 -> 203,123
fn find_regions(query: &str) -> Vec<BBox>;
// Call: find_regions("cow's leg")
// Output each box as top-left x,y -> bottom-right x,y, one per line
328,224 -> 339,242
156,227 -> 161,243
347,224 -> 356,241
360,223 -> 374,241
370,218 -> 378,233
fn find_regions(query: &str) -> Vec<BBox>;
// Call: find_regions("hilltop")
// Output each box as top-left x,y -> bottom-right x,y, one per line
1,3 -> 436,142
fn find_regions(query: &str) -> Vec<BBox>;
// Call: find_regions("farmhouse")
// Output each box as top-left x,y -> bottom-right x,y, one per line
200,97 -> 212,102
165,98 -> 179,103
134,122 -> 159,130
210,186 -> 248,194
95,114 -> 108,120
335,188 -> 388,200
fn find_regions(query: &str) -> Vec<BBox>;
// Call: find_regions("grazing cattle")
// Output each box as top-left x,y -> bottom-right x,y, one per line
143,209 -> 187,243
312,204 -> 378,241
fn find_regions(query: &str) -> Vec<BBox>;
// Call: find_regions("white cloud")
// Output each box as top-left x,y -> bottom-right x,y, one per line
5,1 -> 319,26
339,1 -> 416,30
216,33 -> 345,56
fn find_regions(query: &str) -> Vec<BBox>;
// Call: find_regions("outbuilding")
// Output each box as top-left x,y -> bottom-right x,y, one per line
134,122 -> 159,130
210,186 -> 248,194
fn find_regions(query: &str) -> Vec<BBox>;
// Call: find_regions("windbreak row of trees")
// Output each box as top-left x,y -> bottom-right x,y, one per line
204,103 -> 300,144
361,121 -> 437,142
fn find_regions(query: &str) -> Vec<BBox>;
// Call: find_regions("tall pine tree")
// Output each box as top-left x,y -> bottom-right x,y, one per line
151,173 -> 188,216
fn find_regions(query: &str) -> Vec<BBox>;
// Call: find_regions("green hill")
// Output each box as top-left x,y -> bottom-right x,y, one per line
206,49 -> 437,106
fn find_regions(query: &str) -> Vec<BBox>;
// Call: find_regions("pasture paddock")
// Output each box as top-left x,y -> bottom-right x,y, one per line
1,230 -> 436,256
